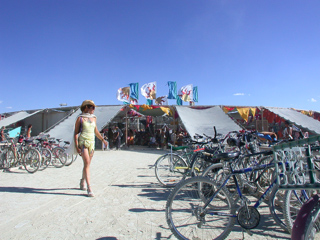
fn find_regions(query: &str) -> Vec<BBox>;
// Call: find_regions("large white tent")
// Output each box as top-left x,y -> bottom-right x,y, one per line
175,106 -> 242,138
266,107 -> 320,134
0,110 -> 42,128
46,106 -> 123,142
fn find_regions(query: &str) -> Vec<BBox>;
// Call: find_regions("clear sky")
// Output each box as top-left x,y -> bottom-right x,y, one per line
1,0 -> 320,114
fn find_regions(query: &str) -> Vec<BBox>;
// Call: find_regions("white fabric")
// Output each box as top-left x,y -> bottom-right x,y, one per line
0,110 -> 42,128
47,106 -> 123,154
175,106 -> 242,139
266,107 -> 320,134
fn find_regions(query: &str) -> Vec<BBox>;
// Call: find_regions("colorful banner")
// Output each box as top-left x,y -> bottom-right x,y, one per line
129,83 -> 139,100
193,86 -> 198,102
167,81 -> 177,99
178,84 -> 193,102
141,82 -> 156,100
130,98 -> 138,105
237,107 -> 250,122
117,87 -> 130,103
146,99 -> 153,105
155,96 -> 168,105
176,97 -> 183,105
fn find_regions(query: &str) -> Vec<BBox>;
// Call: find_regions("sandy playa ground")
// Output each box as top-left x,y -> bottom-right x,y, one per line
0,147 -> 291,240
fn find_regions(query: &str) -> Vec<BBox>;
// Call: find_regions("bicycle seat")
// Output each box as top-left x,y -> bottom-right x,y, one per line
64,141 -> 70,145
24,139 -> 33,144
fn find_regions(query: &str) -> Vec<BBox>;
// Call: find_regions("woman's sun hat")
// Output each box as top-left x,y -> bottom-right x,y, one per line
80,100 -> 96,112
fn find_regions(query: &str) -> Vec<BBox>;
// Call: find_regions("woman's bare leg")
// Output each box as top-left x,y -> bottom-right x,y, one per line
81,148 -> 93,189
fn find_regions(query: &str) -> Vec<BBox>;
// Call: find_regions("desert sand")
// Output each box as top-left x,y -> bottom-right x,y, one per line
0,147 -> 290,240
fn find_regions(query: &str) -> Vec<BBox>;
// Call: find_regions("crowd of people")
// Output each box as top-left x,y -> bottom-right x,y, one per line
101,126 -> 189,150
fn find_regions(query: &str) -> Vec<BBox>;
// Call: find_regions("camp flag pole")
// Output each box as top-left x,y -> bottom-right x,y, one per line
125,108 -> 128,147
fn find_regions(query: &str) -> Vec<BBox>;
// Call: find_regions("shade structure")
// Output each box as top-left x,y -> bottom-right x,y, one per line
175,106 -> 242,139
266,107 -> 320,134
0,110 -> 42,128
46,106 -> 123,142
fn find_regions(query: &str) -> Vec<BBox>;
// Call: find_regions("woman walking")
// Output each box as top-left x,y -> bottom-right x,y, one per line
74,100 -> 108,197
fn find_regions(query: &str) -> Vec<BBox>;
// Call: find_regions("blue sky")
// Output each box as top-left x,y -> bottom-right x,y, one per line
1,0 -> 320,113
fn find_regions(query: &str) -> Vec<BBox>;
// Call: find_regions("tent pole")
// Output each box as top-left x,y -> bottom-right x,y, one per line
261,107 -> 264,131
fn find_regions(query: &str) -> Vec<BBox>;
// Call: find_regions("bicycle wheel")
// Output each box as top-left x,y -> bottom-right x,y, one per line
166,176 -> 236,240
5,148 -> 15,169
64,153 -> 77,166
284,189 -> 314,234
304,203 -> 320,240
268,185 -> 288,232
39,148 -> 52,170
23,148 -> 41,173
155,154 -> 188,187
190,152 -> 212,177
51,147 -> 67,168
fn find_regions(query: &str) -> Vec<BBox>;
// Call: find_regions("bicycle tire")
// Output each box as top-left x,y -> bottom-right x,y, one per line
155,153 -> 188,187
190,152 -> 212,177
65,153 -> 77,167
51,147 -> 67,168
284,189 -> 314,234
166,176 -> 236,240
23,148 -> 41,173
39,148 -> 52,170
291,194 -> 320,240
304,202 -> 320,240
268,185 -> 289,232
5,148 -> 15,169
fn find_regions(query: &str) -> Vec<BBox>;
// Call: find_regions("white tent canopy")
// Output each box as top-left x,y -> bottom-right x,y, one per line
175,106 -> 242,139
0,110 -> 42,128
266,107 -> 320,134
46,106 -> 123,142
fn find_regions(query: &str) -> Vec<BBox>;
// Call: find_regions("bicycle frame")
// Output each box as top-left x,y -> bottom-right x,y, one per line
201,159 -> 280,218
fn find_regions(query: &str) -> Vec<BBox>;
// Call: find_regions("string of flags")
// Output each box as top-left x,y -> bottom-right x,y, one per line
117,82 -> 198,105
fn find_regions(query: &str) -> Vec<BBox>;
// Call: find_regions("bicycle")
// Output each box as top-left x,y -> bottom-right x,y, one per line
155,128 -> 222,187
5,138 -> 42,173
165,146 -> 290,239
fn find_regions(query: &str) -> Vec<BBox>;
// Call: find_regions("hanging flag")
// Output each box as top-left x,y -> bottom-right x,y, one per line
250,108 -> 257,117
176,97 -> 183,105
193,86 -> 198,102
146,99 -> 153,105
117,87 -> 130,103
129,83 -> 139,100
167,81 -> 177,99
178,84 -> 193,102
130,98 -> 138,105
141,82 -> 156,100
237,107 -> 250,122
155,96 -> 168,105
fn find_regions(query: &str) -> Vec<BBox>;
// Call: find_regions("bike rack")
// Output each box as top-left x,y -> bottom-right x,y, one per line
273,135 -> 320,190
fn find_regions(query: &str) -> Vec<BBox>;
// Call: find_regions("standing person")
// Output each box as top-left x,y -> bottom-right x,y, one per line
0,126 -> 6,142
283,120 -> 293,140
74,100 -> 108,197
107,127 -> 113,149
26,124 -> 32,138
114,126 -> 122,150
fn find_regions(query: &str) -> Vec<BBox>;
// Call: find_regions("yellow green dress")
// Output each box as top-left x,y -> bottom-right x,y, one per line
78,119 -> 96,153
